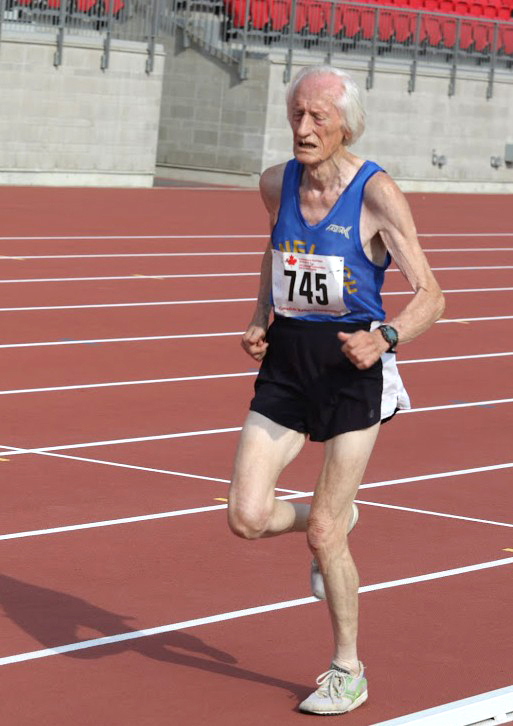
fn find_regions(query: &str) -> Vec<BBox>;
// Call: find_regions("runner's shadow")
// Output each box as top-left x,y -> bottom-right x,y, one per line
0,575 -> 308,701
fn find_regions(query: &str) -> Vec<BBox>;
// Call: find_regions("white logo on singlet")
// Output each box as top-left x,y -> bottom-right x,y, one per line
326,224 -> 352,238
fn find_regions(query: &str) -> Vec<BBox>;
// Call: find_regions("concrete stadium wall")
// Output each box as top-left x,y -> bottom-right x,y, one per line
156,33 -> 269,187
0,27 -> 164,187
263,53 -> 513,193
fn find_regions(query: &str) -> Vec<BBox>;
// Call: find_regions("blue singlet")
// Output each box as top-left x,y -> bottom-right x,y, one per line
271,158 -> 391,323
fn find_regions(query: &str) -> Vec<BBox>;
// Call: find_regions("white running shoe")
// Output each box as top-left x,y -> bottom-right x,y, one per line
299,661 -> 368,715
310,502 -> 359,600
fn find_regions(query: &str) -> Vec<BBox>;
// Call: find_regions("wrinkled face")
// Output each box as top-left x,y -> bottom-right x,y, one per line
288,74 -> 347,165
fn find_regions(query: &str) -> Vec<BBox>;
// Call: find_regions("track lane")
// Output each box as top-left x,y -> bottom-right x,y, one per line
0,319 -> 512,387
0,268 -> 511,307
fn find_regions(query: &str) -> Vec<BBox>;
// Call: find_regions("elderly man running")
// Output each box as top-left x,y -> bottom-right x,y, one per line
227,64 -> 444,716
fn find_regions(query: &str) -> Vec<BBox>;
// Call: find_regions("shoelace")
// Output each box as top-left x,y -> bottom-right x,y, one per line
315,668 -> 349,699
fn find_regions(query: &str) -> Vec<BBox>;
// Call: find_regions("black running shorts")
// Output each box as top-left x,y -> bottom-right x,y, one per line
249,316 -> 383,442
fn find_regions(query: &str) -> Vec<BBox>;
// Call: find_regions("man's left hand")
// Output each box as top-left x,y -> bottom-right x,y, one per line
337,330 -> 389,369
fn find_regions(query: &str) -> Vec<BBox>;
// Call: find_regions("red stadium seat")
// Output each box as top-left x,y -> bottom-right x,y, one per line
293,0 -> 308,32
454,0 -> 469,11
76,0 -> 99,11
439,0 -> 455,12
360,5 -> 377,38
459,16 -> 475,47
470,3 -> 484,14
342,4 -> 363,38
328,3 -> 345,34
392,8 -> 415,41
268,0 -> 289,31
483,3 -> 498,15
440,15 -> 458,44
473,19 -> 492,47
103,0 -> 124,14
499,23 -> 513,52
422,13 -> 442,43
306,1 -> 327,33
378,7 -> 395,40
251,0 -> 269,28
228,0 -> 247,27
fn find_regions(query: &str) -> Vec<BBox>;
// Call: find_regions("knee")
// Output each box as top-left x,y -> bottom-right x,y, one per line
228,503 -> 272,540
307,515 -> 347,560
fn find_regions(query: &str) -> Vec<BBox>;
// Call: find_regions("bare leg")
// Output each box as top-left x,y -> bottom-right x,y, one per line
228,411 -> 308,539
307,423 -> 380,674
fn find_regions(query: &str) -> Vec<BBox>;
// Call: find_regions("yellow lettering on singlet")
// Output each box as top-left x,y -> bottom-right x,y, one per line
344,265 -> 358,294
278,240 -> 316,254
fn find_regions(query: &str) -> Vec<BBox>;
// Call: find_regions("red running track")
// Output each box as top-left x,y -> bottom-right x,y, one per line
0,188 -> 511,726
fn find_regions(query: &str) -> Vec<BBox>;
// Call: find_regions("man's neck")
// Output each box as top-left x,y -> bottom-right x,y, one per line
301,149 -> 360,195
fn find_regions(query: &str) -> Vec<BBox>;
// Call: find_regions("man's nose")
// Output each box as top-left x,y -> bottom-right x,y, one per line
296,114 -> 313,136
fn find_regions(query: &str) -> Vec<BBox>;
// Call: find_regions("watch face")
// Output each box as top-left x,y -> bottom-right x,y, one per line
380,325 -> 398,347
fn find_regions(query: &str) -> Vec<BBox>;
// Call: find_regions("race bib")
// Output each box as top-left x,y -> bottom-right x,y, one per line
272,249 -> 349,317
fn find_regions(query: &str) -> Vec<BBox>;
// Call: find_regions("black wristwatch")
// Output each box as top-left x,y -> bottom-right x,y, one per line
377,324 -> 399,352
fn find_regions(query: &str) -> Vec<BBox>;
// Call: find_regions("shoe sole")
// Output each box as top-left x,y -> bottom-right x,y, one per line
299,690 -> 368,715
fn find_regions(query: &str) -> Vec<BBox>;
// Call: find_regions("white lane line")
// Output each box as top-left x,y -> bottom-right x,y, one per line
0,298 -> 257,312
0,287 -> 511,313
418,233 -> 513,237
0,252 -> 264,259
399,351 -> 513,364
0,371 -> 257,395
1,249 -> 512,259
0,234 -> 269,240
0,556 -> 511,666
0,332 -> 245,349
0,316 -> 512,350
0,273 -> 260,284
371,685 -> 513,726
4,427 -> 243,454
359,462 -> 513,491
383,287 -> 513,295
401,398 -> 513,413
0,266 -> 511,284
355,500 -> 513,528
436,315 -> 513,323
0,353 -> 510,395
1,232 -> 512,241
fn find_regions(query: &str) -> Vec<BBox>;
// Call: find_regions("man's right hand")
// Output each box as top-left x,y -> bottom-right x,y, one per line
241,325 -> 269,361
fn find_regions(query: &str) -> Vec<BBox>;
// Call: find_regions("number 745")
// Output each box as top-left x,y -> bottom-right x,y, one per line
284,270 -> 329,306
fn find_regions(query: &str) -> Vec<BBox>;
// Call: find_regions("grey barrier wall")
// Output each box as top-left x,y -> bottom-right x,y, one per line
263,54 -> 513,192
0,27 -> 164,187
157,30 -> 270,184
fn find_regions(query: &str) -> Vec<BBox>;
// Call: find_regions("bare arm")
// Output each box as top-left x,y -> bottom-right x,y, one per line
339,173 -> 445,368
241,164 -> 285,362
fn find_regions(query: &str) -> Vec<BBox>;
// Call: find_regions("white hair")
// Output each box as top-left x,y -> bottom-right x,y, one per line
286,65 -> 366,146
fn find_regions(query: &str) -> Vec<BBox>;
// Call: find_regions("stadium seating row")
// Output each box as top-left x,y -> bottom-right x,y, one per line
225,0 -> 513,53
13,0 -> 124,15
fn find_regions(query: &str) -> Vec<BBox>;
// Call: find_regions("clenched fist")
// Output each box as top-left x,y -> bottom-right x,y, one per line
241,325 -> 269,362
338,329 -> 389,369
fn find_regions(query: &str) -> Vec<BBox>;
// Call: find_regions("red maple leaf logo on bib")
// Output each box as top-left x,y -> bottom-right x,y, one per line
286,255 -> 297,266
